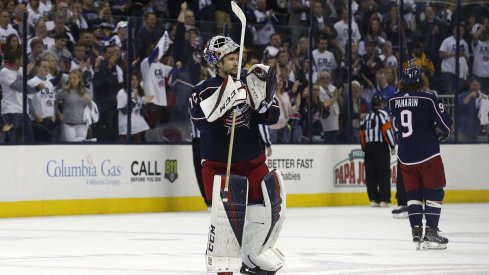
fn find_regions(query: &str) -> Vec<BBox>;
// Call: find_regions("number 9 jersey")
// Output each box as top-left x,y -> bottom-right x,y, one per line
389,91 -> 453,165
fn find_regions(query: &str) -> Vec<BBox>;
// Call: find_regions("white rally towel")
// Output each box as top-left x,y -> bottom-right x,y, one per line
478,93 -> 489,126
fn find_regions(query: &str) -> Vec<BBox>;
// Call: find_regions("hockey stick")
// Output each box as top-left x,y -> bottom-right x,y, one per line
223,1 -> 246,202
392,0 -> 412,70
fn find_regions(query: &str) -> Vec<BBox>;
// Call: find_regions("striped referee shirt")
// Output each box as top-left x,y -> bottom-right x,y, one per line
359,109 -> 395,148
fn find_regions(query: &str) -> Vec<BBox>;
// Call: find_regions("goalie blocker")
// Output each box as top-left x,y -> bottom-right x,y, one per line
206,170 -> 286,274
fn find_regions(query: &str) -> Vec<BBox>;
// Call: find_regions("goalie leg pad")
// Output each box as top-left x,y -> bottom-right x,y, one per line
206,174 -> 249,273
241,169 -> 286,272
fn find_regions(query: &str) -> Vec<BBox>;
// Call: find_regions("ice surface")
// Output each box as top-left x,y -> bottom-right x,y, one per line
0,203 -> 488,274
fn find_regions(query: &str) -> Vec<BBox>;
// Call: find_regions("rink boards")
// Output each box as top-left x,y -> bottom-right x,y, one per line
0,144 -> 488,217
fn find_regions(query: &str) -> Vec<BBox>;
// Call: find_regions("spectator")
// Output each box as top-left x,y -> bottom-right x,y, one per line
0,10 -> 19,46
472,17 -> 489,92
359,17 -> 386,56
415,4 -> 444,74
47,11 -> 75,46
212,0 -> 231,34
46,32 -> 72,71
311,35 -> 337,75
263,33 -> 281,65
268,74 -> 291,143
28,58 -> 57,141
317,71 -> 342,143
98,1 -> 115,26
311,1 -> 337,41
410,41 -> 435,89
55,69 -> 93,142
350,80 -> 370,142
93,45 -> 123,142
82,0 -> 99,28
359,37 -> 383,102
230,0 -> 257,48
457,78 -> 483,142
77,29 -> 97,63
301,83 -> 323,142
293,37 -> 309,70
70,43 -> 94,98
374,69 -> 396,104
253,0 -> 276,53
135,12 -> 163,59
439,22 -> 469,94
67,0 -> 89,34
0,49 -> 38,142
379,40 -> 397,70
334,7 -> 361,56
116,74 -> 152,142
2,33 -> 20,54
28,38 -> 45,65
140,31 -> 173,133
27,0 -> 46,28
27,19 -> 55,54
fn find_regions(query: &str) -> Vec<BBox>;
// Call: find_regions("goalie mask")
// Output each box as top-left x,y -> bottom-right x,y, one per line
246,64 -> 277,110
203,36 -> 239,67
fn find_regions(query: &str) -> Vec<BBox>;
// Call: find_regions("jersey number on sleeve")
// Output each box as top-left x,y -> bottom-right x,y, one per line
400,110 -> 413,138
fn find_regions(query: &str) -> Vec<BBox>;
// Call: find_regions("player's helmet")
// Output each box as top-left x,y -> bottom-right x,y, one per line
203,36 -> 239,67
371,95 -> 385,108
401,66 -> 422,85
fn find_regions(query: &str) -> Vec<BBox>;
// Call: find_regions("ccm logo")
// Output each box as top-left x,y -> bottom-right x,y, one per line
207,224 -> 216,252
219,90 -> 236,113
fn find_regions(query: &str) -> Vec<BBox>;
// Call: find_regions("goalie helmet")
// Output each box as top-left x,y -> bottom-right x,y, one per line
203,36 -> 239,67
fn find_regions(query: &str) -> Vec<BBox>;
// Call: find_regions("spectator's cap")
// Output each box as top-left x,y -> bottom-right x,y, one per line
351,80 -> 361,88
54,32 -> 70,41
115,21 -> 128,32
203,35 -> 239,67
98,22 -> 114,30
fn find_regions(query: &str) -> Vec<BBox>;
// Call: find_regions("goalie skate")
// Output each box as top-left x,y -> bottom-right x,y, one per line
422,227 -> 448,250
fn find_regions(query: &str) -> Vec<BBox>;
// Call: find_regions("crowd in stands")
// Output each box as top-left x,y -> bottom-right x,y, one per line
0,0 -> 488,144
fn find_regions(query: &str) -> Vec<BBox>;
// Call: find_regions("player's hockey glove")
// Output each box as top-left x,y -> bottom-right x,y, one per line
246,64 -> 276,113
435,127 -> 449,142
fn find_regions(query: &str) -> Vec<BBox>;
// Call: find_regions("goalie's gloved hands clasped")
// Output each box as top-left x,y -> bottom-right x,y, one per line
245,64 -> 277,113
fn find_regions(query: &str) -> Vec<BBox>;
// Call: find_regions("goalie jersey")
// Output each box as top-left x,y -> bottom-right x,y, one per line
389,91 -> 453,165
189,75 -> 280,162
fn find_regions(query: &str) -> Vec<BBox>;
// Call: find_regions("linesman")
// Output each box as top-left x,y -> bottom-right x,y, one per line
360,95 -> 396,207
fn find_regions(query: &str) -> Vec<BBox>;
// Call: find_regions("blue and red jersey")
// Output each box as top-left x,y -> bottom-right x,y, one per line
389,91 -> 453,165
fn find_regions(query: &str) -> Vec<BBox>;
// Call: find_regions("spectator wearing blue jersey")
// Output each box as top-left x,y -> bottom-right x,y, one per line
374,69 -> 396,109
457,78 -> 482,142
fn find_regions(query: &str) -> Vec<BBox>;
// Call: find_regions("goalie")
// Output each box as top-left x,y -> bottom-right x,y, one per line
189,35 -> 286,275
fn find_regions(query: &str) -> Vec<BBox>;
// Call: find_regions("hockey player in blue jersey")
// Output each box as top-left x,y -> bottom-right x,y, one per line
389,66 -> 453,250
189,36 -> 285,274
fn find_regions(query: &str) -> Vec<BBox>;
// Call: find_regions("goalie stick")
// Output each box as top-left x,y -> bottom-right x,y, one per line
222,1 -> 246,202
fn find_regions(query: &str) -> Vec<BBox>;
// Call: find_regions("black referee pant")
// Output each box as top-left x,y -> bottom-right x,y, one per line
364,142 -> 391,203
395,160 -> 407,206
192,137 -> 210,206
